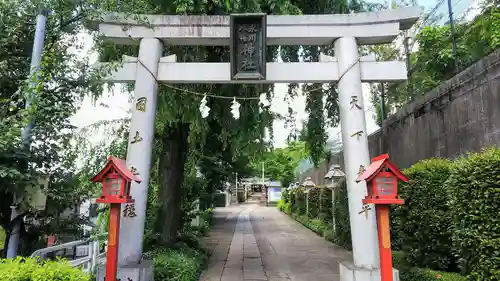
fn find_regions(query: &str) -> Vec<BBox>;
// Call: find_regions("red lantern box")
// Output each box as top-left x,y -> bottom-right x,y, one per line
357,154 -> 408,205
92,156 -> 141,204
356,153 -> 408,281
90,156 -> 141,281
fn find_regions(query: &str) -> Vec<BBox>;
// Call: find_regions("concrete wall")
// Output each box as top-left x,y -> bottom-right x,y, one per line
300,49 -> 500,186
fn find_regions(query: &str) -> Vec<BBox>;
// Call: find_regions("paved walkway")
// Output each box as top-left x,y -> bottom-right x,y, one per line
199,202 -> 352,281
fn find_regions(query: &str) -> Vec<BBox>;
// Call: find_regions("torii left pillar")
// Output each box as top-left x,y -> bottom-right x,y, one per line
96,38 -> 171,281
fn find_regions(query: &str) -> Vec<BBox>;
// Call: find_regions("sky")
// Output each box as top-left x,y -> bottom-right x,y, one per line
70,0 -> 479,149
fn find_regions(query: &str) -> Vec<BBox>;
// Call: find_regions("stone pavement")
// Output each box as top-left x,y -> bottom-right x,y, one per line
199,202 -> 352,281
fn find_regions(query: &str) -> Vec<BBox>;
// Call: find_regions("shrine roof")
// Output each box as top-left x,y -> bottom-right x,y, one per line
90,156 -> 142,183
356,154 -> 408,183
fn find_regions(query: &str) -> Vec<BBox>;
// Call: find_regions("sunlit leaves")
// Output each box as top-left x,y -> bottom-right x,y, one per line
0,0 -> 109,248
376,5 -> 500,122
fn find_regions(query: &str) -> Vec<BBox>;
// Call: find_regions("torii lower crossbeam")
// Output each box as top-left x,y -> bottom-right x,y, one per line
101,54 -> 407,83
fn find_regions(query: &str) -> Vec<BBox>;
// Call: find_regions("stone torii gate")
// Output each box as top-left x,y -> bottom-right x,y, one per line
95,8 -> 419,281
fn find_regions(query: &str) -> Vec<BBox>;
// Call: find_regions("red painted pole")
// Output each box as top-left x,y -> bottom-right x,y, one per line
105,204 -> 121,281
376,205 -> 393,281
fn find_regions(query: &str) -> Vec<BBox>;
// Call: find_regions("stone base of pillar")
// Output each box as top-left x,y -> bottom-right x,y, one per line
339,262 -> 399,281
96,260 -> 155,281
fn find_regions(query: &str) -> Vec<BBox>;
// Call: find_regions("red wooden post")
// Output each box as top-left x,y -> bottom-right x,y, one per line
91,156 -> 141,281
356,154 -> 408,281
105,204 -> 121,281
376,205 -> 393,281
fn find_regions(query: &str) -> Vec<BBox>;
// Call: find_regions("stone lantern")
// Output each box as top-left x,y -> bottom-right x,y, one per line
301,177 -> 316,189
324,164 -> 345,232
324,164 -> 345,189
301,177 -> 316,216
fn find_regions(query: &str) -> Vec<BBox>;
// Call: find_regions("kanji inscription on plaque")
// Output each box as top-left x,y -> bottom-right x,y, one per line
230,14 -> 267,80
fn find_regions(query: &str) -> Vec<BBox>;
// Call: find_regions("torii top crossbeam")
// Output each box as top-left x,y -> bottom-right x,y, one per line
93,8 -> 420,46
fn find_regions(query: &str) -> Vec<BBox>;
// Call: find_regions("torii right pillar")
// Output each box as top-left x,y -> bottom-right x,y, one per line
325,36 -> 404,281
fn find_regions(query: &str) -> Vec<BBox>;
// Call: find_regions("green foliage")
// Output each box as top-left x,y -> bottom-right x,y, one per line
0,0 -> 109,254
281,149 -> 500,281
331,181 -> 351,250
446,148 -> 500,281
392,158 -> 456,271
250,141 -> 307,187
280,183 -> 351,250
143,243 -> 208,281
380,7 -> 500,114
307,188 -> 321,218
0,257 -> 91,281
393,251 -> 467,281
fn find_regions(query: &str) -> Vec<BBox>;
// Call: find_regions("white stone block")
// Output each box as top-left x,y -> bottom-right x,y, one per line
340,262 -> 399,281
96,260 -> 155,281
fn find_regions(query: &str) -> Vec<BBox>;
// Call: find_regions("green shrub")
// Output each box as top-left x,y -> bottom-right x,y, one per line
306,218 -> 329,235
0,257 -> 91,281
213,193 -> 226,207
332,180 -> 351,250
393,251 -> 466,281
319,187 -> 333,221
282,189 -> 291,204
393,158 -> 455,271
200,208 -> 214,228
277,199 -> 291,214
294,188 -> 307,215
277,199 -> 286,211
144,244 -> 208,281
307,188 -> 321,218
446,148 -> 500,281
284,182 -> 351,250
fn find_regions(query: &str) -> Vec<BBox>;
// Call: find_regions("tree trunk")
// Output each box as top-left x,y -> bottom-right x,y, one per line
156,122 -> 190,247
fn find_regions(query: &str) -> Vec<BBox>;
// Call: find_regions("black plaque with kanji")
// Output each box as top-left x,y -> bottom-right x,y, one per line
230,13 -> 267,81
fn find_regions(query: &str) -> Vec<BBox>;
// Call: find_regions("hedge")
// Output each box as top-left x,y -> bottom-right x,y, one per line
446,148 -> 500,281
281,182 -> 351,250
0,258 -> 91,281
393,251 -> 466,281
282,148 -> 500,281
391,158 -> 456,271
